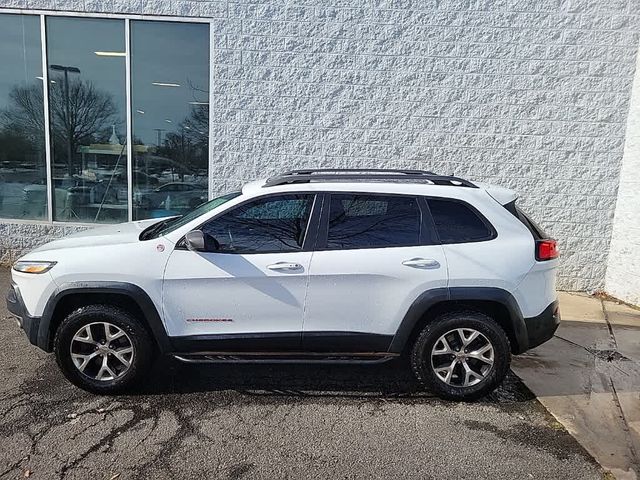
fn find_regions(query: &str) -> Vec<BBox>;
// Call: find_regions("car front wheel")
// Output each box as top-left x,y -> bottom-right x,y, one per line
54,305 -> 153,394
410,310 -> 511,401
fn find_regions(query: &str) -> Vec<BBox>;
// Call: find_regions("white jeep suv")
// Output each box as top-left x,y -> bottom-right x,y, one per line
6,169 -> 560,400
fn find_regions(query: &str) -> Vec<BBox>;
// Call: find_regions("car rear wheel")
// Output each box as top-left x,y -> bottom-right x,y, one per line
54,305 -> 153,394
410,310 -> 511,401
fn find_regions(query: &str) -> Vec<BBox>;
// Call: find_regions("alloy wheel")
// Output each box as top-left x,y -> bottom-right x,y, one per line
430,328 -> 494,387
69,322 -> 134,381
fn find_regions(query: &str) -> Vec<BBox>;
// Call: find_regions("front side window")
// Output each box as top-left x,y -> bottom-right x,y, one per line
326,194 -> 421,249
201,194 -> 315,254
427,198 -> 494,244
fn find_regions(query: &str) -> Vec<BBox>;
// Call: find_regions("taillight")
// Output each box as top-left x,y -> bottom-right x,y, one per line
536,239 -> 559,261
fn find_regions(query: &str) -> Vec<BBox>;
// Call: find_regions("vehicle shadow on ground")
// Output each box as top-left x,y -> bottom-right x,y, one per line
134,357 -> 535,403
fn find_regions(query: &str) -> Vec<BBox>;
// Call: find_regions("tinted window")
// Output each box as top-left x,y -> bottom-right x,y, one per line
516,206 -> 547,239
201,194 -> 314,253
427,199 -> 493,244
326,194 -> 421,249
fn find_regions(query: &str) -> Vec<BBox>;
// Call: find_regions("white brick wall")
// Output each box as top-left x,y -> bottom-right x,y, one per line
1,0 -> 640,294
606,49 -> 640,305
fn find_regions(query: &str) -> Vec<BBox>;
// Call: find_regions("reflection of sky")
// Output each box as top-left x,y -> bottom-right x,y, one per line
46,17 -> 126,139
131,21 -> 209,146
0,14 -> 42,110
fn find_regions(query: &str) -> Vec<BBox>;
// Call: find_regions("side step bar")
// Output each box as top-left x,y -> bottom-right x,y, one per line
172,352 -> 399,365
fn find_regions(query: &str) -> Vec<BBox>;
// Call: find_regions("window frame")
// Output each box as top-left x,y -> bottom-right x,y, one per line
176,192 -> 322,254
314,192 -> 437,252
423,196 -> 498,245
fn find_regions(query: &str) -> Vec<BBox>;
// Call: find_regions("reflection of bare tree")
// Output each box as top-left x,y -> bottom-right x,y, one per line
0,80 -> 120,175
158,104 -> 208,179
49,79 -> 120,175
0,85 -> 45,152
183,104 -> 208,145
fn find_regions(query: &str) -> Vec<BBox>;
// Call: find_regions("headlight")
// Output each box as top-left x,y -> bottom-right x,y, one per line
13,261 -> 57,274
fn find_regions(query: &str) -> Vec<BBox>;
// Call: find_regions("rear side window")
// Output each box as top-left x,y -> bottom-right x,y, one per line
427,199 -> 494,244
325,194 -> 421,249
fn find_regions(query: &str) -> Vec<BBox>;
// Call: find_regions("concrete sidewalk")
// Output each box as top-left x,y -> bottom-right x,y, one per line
513,292 -> 640,480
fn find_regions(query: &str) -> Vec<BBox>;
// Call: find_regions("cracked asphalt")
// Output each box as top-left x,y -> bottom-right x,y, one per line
0,269 -> 605,480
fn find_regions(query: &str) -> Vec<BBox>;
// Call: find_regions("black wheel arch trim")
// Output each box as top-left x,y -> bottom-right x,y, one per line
37,282 -> 171,353
389,286 -> 530,354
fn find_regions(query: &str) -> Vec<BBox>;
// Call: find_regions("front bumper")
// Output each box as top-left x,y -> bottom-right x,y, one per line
523,300 -> 560,350
6,282 -> 41,346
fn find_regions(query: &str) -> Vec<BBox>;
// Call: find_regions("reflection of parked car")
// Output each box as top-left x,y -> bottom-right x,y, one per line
134,155 -> 207,184
132,170 -> 160,188
135,182 -> 207,213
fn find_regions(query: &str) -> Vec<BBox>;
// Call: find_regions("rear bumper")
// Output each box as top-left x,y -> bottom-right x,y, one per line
523,300 -> 560,351
6,282 -> 41,347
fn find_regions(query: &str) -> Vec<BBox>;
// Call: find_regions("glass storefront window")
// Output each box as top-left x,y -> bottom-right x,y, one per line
46,17 -> 128,223
0,14 -> 47,220
0,15 -> 211,225
131,21 -> 209,220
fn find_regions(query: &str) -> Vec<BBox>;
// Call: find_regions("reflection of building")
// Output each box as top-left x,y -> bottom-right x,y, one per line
0,3 -> 640,305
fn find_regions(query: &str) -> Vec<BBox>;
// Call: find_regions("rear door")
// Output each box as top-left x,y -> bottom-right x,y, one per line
302,192 -> 448,352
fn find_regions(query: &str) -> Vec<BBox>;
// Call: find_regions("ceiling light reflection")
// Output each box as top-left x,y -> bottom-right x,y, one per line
95,51 -> 126,57
152,82 -> 180,87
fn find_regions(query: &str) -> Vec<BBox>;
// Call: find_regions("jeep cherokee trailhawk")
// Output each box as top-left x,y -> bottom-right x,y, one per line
6,169 -> 560,400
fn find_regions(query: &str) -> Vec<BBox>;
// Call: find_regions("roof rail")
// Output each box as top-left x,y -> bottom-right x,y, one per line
280,168 -> 437,176
264,169 -> 477,188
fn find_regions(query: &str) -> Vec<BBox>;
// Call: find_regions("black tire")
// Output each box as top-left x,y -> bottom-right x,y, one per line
54,305 -> 154,394
410,310 -> 511,401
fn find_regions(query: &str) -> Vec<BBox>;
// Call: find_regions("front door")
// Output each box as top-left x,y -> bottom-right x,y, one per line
162,193 -> 318,351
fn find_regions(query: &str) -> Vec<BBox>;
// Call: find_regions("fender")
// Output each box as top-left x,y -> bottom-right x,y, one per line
388,287 -> 529,354
37,282 -> 171,353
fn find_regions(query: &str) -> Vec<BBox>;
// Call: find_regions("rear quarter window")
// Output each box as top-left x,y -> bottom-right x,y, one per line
503,200 -> 547,240
427,198 -> 495,244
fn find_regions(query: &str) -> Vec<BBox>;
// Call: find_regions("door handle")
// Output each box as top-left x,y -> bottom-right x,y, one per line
402,258 -> 440,269
267,262 -> 303,271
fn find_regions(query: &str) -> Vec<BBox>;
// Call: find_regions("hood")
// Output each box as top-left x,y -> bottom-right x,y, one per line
29,219 -> 161,254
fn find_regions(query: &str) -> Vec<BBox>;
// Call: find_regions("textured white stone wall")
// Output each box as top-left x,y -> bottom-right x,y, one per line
606,49 -> 640,305
0,222 -> 90,265
1,0 -> 639,292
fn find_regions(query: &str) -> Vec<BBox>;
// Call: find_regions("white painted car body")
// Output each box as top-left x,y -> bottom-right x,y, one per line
11,178 -> 558,351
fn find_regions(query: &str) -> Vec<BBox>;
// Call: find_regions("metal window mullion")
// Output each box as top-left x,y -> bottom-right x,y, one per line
208,20 -> 214,200
125,18 -> 133,222
40,14 -> 53,223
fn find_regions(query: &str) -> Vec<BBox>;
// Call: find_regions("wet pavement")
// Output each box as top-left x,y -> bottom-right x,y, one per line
0,268 -> 605,479
513,292 -> 640,480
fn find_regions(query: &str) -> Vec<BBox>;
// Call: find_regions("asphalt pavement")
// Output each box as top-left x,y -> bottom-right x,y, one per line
0,268 -> 604,479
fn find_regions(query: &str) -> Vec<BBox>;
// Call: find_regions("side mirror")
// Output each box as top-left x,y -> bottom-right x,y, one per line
184,230 -> 205,252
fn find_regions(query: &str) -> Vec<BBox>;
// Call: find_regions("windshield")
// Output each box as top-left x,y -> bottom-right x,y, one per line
140,191 -> 241,240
